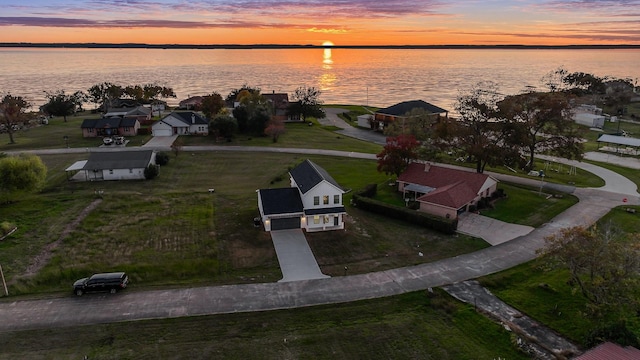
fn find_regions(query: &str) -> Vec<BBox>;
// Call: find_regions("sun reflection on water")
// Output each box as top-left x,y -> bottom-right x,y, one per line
320,47 -> 336,90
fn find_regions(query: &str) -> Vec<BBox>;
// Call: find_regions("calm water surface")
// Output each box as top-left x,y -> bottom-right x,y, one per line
0,48 -> 638,110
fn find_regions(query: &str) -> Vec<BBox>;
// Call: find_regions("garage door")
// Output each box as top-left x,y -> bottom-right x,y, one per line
153,129 -> 172,137
271,217 -> 300,230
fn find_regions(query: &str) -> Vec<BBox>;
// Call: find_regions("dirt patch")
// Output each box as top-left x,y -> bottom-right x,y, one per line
17,198 -> 103,280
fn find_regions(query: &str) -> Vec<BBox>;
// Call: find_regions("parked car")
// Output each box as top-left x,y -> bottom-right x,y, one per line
73,272 -> 129,296
102,137 -> 114,145
114,136 -> 125,145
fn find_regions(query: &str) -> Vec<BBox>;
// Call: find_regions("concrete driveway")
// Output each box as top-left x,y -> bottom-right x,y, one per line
457,212 -> 534,245
270,229 -> 330,282
142,134 -> 178,149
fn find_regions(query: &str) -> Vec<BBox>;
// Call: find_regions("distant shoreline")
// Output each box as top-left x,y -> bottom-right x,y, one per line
1,43 -> 640,50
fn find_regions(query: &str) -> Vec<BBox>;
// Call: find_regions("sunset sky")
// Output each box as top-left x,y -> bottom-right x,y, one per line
1,0 -> 639,45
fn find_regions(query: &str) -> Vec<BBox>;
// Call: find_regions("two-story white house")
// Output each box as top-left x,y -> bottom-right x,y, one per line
257,159 -> 346,232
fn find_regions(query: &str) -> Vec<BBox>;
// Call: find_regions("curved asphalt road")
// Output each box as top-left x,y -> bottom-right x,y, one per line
1,120 -> 639,332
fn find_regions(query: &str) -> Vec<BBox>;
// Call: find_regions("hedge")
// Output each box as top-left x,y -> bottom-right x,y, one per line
352,189 -> 458,235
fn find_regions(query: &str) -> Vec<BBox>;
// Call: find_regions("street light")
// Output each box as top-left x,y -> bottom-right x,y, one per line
63,135 -> 69,148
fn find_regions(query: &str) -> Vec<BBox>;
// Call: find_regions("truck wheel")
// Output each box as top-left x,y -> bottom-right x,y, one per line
110,288 -> 117,294
75,289 -> 83,296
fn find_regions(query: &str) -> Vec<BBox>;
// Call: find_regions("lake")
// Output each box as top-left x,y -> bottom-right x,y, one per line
0,47 -> 638,110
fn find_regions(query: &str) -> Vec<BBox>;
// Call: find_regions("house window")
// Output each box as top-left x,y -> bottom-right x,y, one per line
129,169 -> 133,173
109,169 -> 114,175
323,195 -> 329,205
323,215 -> 330,224
313,215 -> 320,224
314,196 -> 319,206
334,195 -> 340,204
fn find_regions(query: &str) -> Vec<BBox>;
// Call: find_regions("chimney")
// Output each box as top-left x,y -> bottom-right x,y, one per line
424,162 -> 431,172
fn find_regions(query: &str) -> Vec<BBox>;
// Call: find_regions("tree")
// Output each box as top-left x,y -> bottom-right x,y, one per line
376,134 -> 420,177
0,94 -> 31,144
287,86 -> 325,122
41,90 -> 85,122
264,118 -> 285,143
499,91 -> 583,170
539,225 -> 640,320
142,83 -> 176,103
433,82 -> 514,173
225,84 -> 261,105
201,92 -> 226,119
232,89 -> 271,136
210,114 -> 238,141
87,82 -> 123,113
155,152 -> 170,166
0,153 -> 47,202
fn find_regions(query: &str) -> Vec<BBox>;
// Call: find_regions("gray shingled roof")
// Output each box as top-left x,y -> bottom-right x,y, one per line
258,188 -> 304,215
376,100 -> 448,117
168,111 -> 208,125
289,159 -> 342,195
83,150 -> 154,170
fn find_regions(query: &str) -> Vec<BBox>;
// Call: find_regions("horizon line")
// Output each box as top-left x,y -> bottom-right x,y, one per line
2,42 -> 640,50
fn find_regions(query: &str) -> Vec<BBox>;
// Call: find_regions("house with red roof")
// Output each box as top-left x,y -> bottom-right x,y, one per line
397,162 -> 498,220
574,342 -> 640,360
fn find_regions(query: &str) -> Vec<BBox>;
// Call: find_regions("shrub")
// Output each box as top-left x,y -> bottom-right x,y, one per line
352,193 -> 458,234
144,164 -> 159,179
155,152 -> 170,166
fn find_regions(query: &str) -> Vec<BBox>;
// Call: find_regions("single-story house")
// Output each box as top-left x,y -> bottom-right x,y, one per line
257,159 -> 346,232
152,111 -> 209,136
104,106 -> 152,122
373,100 -> 448,131
81,117 -> 140,138
397,162 -> 498,220
263,92 -> 300,122
65,150 -> 156,181
178,96 -> 204,110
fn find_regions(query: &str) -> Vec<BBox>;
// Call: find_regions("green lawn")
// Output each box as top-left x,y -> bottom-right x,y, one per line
1,152 -> 491,296
179,120 -> 383,154
0,290 -> 529,360
480,183 -> 579,227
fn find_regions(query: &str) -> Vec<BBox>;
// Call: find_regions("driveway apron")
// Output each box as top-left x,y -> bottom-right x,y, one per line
270,229 -> 330,282
457,212 -> 534,245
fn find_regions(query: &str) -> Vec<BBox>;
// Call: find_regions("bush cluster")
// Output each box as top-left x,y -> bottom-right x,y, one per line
352,185 -> 458,234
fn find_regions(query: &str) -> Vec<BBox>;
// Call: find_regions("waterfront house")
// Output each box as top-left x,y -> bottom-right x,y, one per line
373,100 -> 448,131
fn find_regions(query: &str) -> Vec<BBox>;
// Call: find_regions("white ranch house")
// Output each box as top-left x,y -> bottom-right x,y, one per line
152,111 -> 209,136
